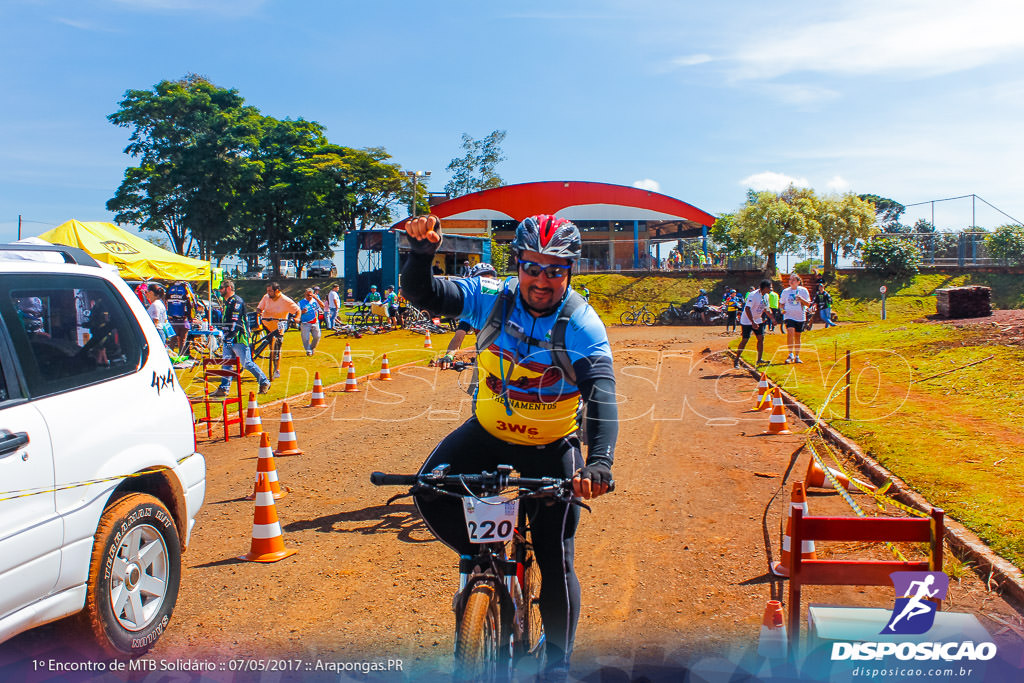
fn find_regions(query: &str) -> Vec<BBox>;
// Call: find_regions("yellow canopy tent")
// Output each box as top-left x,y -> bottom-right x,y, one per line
38,220 -> 220,284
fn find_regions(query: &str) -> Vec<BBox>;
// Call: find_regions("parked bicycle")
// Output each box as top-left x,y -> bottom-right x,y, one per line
370,465 -> 610,680
619,303 -> 656,326
656,301 -> 689,325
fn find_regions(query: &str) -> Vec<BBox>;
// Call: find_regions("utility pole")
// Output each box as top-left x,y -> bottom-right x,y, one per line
404,170 -> 431,218
18,214 -> 22,241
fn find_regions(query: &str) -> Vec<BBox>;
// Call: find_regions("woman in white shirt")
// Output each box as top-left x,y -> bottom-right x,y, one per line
780,274 -> 812,363
146,283 -> 170,344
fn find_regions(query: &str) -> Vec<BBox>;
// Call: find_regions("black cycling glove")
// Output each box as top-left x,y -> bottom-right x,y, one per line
577,463 -> 614,490
407,218 -> 443,255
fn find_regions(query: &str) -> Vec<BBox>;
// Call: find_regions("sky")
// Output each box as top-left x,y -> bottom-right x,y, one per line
2,0 -> 1023,247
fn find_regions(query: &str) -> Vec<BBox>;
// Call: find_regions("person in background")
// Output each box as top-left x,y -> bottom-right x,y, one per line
694,288 -> 709,324
438,262 -> 497,368
580,284 -> 591,303
396,287 -> 409,328
461,259 -> 471,276
145,283 -> 170,345
327,283 -> 342,330
723,289 -> 742,333
363,285 -> 382,306
814,282 -> 837,328
165,280 -> 193,352
384,285 -> 399,327
767,283 -> 781,333
298,288 -> 322,356
781,274 -> 812,363
257,282 -> 300,379
212,280 -> 271,396
734,279 -> 773,368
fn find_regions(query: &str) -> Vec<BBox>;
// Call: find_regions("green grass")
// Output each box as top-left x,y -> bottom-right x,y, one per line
577,271 -> 1024,326
178,328 -> 455,407
729,319 -> 1024,569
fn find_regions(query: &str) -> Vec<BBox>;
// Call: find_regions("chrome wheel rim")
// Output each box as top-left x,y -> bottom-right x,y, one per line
108,524 -> 169,631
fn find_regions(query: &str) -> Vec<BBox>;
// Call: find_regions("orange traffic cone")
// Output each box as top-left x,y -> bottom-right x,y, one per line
806,458 -> 872,492
423,330 -> 432,349
753,372 -> 771,411
309,372 -> 327,407
379,354 -> 393,381
763,387 -> 791,435
244,392 -> 263,436
342,343 -> 353,368
247,433 -> 288,500
757,600 -> 788,659
273,402 -> 304,457
239,472 -> 297,563
771,481 -> 816,577
344,363 -> 360,392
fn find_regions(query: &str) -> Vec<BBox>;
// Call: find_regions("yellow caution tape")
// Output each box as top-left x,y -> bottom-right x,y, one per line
0,453 -> 196,503
807,440 -> 908,562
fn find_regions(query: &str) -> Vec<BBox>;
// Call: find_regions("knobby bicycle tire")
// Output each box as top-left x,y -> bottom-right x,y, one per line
618,311 -> 633,326
455,580 -> 504,681
640,310 -> 655,326
521,555 -> 545,660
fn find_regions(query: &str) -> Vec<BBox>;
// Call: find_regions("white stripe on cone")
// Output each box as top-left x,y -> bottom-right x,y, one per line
251,522 -> 283,539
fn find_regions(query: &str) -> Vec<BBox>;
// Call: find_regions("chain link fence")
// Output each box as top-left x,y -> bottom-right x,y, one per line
856,232 -> 998,267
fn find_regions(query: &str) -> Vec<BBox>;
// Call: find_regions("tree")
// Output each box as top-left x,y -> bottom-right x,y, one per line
986,224 -> 1024,265
444,130 -> 507,198
861,237 -> 921,277
107,75 -> 261,256
858,193 -> 907,233
816,193 -> 876,275
726,187 -> 821,273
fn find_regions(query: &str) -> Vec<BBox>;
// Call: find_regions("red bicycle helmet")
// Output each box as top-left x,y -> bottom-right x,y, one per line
511,215 -> 582,261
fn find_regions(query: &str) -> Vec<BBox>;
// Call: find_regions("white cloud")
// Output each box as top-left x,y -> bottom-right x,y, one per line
739,172 -> 809,192
826,175 -> 851,192
727,0 -> 1024,81
632,178 -> 661,192
670,54 -> 712,68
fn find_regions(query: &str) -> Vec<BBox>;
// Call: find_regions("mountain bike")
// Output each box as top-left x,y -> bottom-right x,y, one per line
656,301 -> 689,325
619,303 -> 656,326
249,313 -> 294,378
370,466 -> 607,681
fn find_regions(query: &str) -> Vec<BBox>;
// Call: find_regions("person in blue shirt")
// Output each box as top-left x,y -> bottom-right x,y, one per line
694,288 -> 710,324
400,214 -> 617,678
298,288 -> 322,356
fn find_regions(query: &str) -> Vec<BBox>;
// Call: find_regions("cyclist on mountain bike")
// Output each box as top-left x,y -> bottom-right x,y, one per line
401,214 -> 617,679
438,262 -> 497,369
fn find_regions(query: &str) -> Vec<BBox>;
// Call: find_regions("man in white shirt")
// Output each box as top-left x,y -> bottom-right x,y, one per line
327,283 -> 342,330
781,274 -> 813,363
734,279 -> 773,368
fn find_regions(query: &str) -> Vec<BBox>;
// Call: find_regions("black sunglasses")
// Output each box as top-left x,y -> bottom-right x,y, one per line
518,260 -> 571,279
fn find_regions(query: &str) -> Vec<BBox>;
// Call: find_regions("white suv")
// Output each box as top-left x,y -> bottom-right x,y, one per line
0,244 -> 205,656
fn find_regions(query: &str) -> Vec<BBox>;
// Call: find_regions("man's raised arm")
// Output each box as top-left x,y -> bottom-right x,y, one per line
399,216 -> 465,317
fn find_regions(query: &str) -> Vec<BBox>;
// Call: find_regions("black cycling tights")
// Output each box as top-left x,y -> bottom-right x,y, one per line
414,417 -> 583,666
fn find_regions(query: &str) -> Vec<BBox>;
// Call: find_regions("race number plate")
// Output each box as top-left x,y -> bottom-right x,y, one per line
462,496 -> 519,544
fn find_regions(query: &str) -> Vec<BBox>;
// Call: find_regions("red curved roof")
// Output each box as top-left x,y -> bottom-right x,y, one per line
423,181 -> 716,227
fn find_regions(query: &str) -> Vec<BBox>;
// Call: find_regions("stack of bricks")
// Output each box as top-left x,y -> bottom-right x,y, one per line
936,286 -> 992,318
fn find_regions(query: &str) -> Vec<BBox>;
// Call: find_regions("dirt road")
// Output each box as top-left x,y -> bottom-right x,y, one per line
5,325 -> 1023,680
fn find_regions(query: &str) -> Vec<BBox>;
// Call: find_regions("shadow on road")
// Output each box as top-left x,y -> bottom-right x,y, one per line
283,503 -> 434,543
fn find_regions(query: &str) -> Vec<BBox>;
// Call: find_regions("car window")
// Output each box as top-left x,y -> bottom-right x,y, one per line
1,275 -> 145,398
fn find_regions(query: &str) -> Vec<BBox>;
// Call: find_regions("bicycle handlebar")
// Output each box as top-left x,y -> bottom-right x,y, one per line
370,470 -> 615,493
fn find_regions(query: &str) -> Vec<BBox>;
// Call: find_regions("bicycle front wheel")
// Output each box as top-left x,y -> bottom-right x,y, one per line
455,581 -> 505,681
640,310 -> 655,326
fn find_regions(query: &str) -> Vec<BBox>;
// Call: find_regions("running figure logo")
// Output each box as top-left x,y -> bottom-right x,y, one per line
881,571 -> 949,635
